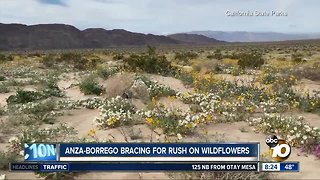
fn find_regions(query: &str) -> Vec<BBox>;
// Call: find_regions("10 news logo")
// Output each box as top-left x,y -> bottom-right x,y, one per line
265,135 -> 291,162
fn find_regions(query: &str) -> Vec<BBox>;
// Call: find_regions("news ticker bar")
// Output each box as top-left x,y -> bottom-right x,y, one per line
11,162 -> 259,172
24,143 -> 260,162
10,162 -> 299,172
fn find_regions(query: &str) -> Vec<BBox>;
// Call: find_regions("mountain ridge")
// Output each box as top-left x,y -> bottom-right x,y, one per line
0,23 -> 222,51
185,31 -> 320,42
167,33 -> 224,44
0,23 -> 182,51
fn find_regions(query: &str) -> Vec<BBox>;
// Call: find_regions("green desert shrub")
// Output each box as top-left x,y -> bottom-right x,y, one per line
174,51 -> 198,64
6,90 -> 46,104
58,52 -> 82,62
238,51 -> 265,69
124,47 -> 174,75
84,55 -> 102,70
113,53 -> 124,60
175,71 -> 194,86
40,54 -> 57,67
208,49 -> 223,60
291,53 -> 304,63
0,54 -> 14,63
0,75 -> 6,81
97,67 -> 120,79
79,76 -> 105,95
0,151 -> 20,170
0,84 -> 10,93
58,52 -> 94,70
6,54 -> 14,61
0,54 -> 6,63
261,73 -> 277,85
42,77 -> 64,97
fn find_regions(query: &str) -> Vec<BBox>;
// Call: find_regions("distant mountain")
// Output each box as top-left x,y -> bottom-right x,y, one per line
83,28 -> 179,47
185,31 -> 320,42
167,33 -> 224,44
0,23 -> 181,51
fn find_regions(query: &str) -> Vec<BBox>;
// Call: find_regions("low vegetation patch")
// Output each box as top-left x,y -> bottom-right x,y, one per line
124,47 -> 175,75
174,51 -> 198,65
133,75 -> 176,98
249,114 -> 320,157
95,96 -> 136,128
0,151 -> 20,170
96,66 -> 120,79
79,76 -> 105,95
6,90 -> 46,104
237,51 -> 265,69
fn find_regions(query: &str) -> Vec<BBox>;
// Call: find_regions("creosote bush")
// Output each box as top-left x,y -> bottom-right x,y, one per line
237,51 -> 265,69
40,54 -> 56,68
0,53 -> 14,63
175,51 -> 198,64
113,53 -> 124,60
0,75 -> 6,81
124,46 -> 175,75
40,52 -> 101,70
6,90 -> 46,104
207,49 -> 223,60
291,52 -> 304,63
96,66 -> 120,79
79,76 -> 105,95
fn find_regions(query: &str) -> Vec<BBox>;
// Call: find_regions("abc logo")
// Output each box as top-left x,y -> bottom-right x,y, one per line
265,135 -> 291,162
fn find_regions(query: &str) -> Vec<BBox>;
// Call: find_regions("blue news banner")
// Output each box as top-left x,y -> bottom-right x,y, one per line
13,143 -> 260,172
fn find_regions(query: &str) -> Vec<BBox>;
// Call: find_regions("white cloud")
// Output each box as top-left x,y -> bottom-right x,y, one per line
0,0 -> 319,34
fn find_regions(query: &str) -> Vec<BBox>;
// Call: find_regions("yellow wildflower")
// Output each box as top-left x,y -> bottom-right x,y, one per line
205,114 -> 213,121
186,123 -> 193,129
107,117 -> 118,126
248,106 -> 254,113
146,117 -> 154,124
87,129 -> 96,137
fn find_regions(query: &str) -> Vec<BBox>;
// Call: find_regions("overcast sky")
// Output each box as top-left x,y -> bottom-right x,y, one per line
0,0 -> 319,34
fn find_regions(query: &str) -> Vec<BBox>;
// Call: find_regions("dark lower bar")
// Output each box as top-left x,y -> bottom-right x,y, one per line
10,162 -> 258,172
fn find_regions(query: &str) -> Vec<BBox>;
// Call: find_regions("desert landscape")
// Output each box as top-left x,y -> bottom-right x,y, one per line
0,40 -> 319,179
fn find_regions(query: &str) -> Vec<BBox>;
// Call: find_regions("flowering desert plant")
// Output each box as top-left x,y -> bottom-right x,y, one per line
139,105 -> 214,135
312,144 -> 320,158
9,124 -> 77,155
76,97 -> 104,109
249,114 -> 320,148
95,96 -> 135,128
133,75 -> 176,98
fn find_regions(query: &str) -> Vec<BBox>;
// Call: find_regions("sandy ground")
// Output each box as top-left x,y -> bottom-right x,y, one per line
157,97 -> 190,112
149,74 -> 193,93
213,74 -> 256,86
292,78 -> 320,97
0,92 -> 14,107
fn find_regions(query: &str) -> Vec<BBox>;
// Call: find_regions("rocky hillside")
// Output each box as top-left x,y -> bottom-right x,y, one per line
0,23 -> 180,51
167,33 -> 224,44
